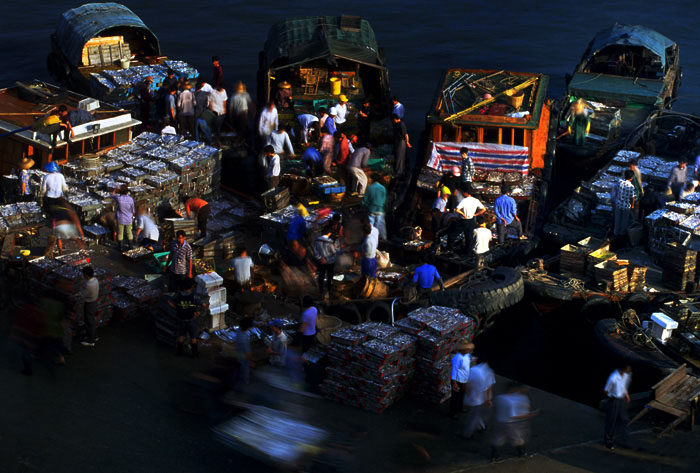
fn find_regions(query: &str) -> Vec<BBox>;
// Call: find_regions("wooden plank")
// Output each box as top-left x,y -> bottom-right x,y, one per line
648,400 -> 686,417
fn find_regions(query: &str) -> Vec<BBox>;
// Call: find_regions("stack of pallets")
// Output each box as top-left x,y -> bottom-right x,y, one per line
560,244 -> 588,276
662,243 -> 697,291
628,265 -> 648,292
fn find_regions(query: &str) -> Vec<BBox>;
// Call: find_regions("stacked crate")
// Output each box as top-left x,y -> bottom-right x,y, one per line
320,322 -> 416,413
628,265 -> 647,292
395,306 -> 475,405
560,244 -> 588,276
195,272 -> 228,330
586,248 -> 617,279
662,243 -> 697,291
594,260 -> 629,292
161,218 -> 197,246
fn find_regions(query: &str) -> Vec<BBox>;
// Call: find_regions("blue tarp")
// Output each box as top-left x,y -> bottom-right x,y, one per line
55,3 -> 160,66
585,23 -> 675,69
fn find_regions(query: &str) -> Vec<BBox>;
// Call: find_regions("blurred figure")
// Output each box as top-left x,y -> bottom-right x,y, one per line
680,180 -> 697,200
80,266 -> 99,347
180,195 -> 211,239
258,102 -> 278,143
450,341 -> 474,418
603,365 -> 631,449
209,84 -> 228,136
40,160 -> 69,210
139,76 -> 154,130
491,383 -> 538,462
112,184 -> 135,251
135,204 -> 160,249
267,319 -> 288,367
177,84 -> 196,138
264,145 -> 281,190
360,224 -> 377,278
299,295 -> 318,353
44,197 -> 85,257
462,360 -> 495,439
230,81 -> 254,136
236,317 -> 254,384
302,146 -> 324,177
357,97 -> 372,145
168,278 -> 201,358
363,175 -> 387,240
567,98 -> 590,147
267,124 -> 295,158
297,113 -> 319,145
211,55 -> 223,89
314,229 -> 338,299
319,128 -> 335,175
18,156 -> 35,201
230,247 -> 254,292
392,113 -> 410,175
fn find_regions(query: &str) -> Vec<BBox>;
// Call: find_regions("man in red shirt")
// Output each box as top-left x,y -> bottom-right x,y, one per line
181,196 -> 211,239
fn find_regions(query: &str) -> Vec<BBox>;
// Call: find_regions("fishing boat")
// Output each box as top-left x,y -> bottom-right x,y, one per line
257,15 -> 390,132
0,80 -> 138,174
47,3 -> 198,108
404,69 -> 553,265
555,24 -> 681,165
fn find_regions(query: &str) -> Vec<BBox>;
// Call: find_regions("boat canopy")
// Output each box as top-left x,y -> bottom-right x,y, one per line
55,3 -> 160,66
264,16 -> 385,71
568,72 -> 666,106
583,23 -> 676,70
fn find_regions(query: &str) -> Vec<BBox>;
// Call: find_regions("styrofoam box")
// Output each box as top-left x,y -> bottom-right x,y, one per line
651,312 -> 679,329
195,271 -> 224,289
211,312 -> 226,330
204,287 -> 226,306
210,303 -> 229,315
79,98 -> 100,111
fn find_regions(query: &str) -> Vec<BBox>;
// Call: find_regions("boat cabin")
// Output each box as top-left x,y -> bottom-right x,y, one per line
258,16 -> 390,125
48,3 -> 198,108
568,24 -> 680,111
413,69 -> 551,237
0,80 -> 139,174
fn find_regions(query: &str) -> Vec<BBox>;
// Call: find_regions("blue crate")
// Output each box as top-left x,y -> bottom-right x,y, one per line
314,185 -> 346,198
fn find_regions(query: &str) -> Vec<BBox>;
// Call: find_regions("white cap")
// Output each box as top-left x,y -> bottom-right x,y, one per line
329,107 -> 337,116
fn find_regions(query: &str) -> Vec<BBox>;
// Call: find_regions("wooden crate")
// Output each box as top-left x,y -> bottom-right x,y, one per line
560,243 -> 587,275
595,260 -> 629,292
587,248 -> 617,278
81,35 -> 123,66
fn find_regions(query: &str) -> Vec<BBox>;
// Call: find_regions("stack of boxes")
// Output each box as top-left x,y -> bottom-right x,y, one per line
320,322 -> 416,413
195,272 -> 228,330
395,306 -> 476,405
662,243 -> 697,291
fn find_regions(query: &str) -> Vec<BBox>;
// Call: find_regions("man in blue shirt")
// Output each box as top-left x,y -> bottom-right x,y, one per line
302,146 -> 323,177
413,255 -> 445,297
391,96 -> 405,120
287,205 -> 307,243
494,184 -> 524,244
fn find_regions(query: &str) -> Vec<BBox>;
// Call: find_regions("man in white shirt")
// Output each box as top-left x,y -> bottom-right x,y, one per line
40,161 -> 69,207
462,361 -> 495,439
450,341 -> 474,418
80,265 -> 100,347
266,124 -> 295,157
135,205 -> 160,248
231,247 -> 254,290
208,84 -> 228,135
491,383 -> 537,461
604,365 -> 631,449
455,185 -> 485,254
176,84 -> 196,138
258,102 -> 278,141
334,94 -> 349,131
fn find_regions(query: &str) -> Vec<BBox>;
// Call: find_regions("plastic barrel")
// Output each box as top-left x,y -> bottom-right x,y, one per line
330,77 -> 341,95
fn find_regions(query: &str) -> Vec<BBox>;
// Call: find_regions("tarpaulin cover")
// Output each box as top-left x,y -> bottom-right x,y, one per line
55,3 -> 160,66
264,16 -> 384,70
568,72 -> 665,105
584,23 -> 675,69
428,142 -> 530,175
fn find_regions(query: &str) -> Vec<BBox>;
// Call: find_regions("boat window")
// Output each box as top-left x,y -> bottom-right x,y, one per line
514,128 -> 525,146
100,131 -> 115,149
483,128 -> 499,144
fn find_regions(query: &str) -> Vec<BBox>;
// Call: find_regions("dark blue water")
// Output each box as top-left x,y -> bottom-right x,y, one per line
1,0 -> 699,137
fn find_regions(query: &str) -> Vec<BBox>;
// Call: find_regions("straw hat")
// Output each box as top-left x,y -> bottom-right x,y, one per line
279,81 -> 292,89
20,157 -> 35,170
339,94 -> 348,103
457,341 -> 474,351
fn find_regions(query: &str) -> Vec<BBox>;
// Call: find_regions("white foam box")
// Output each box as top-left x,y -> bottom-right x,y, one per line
651,312 -> 679,344
201,287 -> 226,306
211,312 -> 226,330
210,303 -> 229,315
195,271 -> 224,289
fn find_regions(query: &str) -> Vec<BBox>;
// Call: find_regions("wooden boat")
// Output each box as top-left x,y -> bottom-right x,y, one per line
0,80 -> 139,173
555,24 -> 681,163
257,15 -> 391,128
594,317 -> 678,381
47,3 -> 197,108
401,68 -> 553,264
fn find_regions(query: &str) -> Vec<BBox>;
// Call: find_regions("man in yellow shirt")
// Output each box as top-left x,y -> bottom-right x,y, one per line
36,106 -> 74,149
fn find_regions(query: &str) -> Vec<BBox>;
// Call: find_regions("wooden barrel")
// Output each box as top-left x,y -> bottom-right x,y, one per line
354,276 -> 389,299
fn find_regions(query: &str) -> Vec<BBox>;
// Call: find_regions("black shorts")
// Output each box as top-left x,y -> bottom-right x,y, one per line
176,318 -> 197,339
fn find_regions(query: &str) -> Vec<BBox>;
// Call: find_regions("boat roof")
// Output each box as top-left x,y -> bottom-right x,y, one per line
55,3 -> 160,66
584,23 -> 676,69
0,80 -> 138,150
426,69 -> 549,129
264,16 -> 385,71
568,72 -> 666,106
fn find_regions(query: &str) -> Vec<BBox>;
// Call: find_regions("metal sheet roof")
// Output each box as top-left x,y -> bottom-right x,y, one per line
585,23 -> 675,69
264,16 -> 384,71
55,3 -> 160,66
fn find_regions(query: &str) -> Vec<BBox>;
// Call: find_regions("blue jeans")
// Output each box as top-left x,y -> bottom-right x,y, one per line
369,212 -> 387,241
361,257 -> 377,278
196,118 -> 212,144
